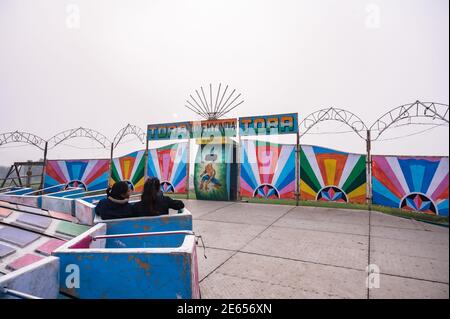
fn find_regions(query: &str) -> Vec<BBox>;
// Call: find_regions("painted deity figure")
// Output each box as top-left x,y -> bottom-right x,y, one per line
199,163 -> 221,191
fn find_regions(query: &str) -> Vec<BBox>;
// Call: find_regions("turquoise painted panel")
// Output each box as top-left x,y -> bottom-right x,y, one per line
57,250 -> 193,299
105,233 -> 186,249
104,214 -> 193,235
47,188 -> 85,198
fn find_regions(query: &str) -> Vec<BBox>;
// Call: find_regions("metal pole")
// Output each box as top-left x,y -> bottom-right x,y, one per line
237,134 -> 242,202
144,131 -> 149,180
186,138 -> 191,199
108,142 -> 114,187
296,131 -> 300,206
0,287 -> 42,300
366,130 -> 372,207
39,142 -> 48,190
93,230 -> 195,241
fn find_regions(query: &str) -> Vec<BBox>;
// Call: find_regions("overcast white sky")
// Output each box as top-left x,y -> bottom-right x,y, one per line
0,0 -> 448,165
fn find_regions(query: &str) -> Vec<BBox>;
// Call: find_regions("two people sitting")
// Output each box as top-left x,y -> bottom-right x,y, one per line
95,177 -> 185,220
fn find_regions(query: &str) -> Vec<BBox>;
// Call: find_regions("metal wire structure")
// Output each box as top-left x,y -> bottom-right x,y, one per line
0,101 -> 448,151
0,131 -> 47,150
299,107 -> 368,140
185,83 -> 244,120
369,100 -> 449,141
112,124 -> 146,149
47,127 -> 111,150
0,100 -> 448,207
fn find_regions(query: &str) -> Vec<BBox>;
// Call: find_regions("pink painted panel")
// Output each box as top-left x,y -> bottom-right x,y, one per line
49,210 -> 78,223
35,239 -> 67,256
69,235 -> 93,249
0,207 -> 12,218
7,254 -> 44,271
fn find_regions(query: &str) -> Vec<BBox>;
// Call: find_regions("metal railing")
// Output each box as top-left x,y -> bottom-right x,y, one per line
0,286 -> 42,299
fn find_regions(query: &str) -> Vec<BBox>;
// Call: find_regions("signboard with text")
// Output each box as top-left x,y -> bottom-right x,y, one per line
191,118 -> 237,140
239,113 -> 298,136
147,122 -> 191,141
147,114 -> 297,140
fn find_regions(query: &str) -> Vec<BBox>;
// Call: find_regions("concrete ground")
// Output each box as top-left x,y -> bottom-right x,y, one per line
185,200 -> 449,299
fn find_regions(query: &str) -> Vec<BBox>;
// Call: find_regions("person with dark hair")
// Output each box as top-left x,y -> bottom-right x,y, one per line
95,181 -> 135,220
132,177 -> 185,216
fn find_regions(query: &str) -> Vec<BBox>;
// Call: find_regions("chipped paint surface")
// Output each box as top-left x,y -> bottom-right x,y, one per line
104,212 -> 193,235
41,197 -> 74,215
133,257 -> 151,271
191,247 -> 201,299
0,257 -> 60,299
55,249 -> 195,299
53,222 -> 198,299
74,199 -> 96,226
0,195 -> 40,208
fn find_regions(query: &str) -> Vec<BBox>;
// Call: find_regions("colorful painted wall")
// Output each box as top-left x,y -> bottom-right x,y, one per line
147,143 -> 188,194
194,141 -> 237,201
38,142 -> 450,217
240,140 -> 296,199
110,150 -> 146,192
44,159 -> 110,191
372,155 -> 449,216
300,145 -> 367,204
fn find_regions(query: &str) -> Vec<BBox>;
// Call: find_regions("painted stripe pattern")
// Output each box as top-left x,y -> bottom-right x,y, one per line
372,155 -> 449,216
147,143 -> 188,194
110,150 -> 146,192
44,159 -> 109,191
300,145 -> 366,203
240,140 -> 296,199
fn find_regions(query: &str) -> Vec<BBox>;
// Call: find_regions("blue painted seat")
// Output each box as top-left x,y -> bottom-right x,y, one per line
53,222 -> 200,299
94,209 -> 193,234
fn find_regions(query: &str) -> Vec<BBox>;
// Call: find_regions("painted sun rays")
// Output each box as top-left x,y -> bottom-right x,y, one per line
300,145 -> 367,204
44,159 -> 110,191
147,142 -> 189,194
240,140 -> 296,199
110,150 -> 146,192
372,155 -> 449,216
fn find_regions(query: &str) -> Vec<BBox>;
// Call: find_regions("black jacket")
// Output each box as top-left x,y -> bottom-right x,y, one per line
95,197 -> 136,220
132,192 -> 185,217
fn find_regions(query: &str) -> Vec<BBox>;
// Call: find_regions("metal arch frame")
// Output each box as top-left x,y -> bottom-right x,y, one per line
112,124 -> 146,149
0,131 -> 47,150
47,127 -> 111,150
298,107 -> 368,140
298,107 -> 369,206
369,100 -> 449,141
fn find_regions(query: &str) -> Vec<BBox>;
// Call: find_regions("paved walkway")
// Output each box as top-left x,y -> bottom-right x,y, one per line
185,200 -> 449,299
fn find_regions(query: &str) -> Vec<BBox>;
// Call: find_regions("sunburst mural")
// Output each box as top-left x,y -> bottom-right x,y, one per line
44,159 -> 110,191
240,140 -> 296,199
300,145 -> 367,204
147,142 -> 188,194
110,150 -> 146,192
372,155 -> 448,216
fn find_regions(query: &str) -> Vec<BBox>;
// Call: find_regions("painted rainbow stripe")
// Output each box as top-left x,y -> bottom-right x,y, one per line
372,155 -> 449,216
110,150 -> 146,192
147,142 -> 188,194
300,145 -> 366,203
44,159 -> 109,191
240,140 -> 296,199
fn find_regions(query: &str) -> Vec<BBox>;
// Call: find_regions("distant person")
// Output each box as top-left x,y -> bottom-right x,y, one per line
26,166 -> 33,188
95,181 -> 135,220
132,177 -> 185,216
